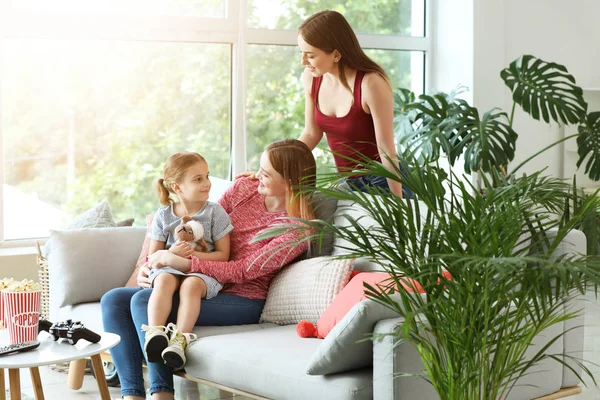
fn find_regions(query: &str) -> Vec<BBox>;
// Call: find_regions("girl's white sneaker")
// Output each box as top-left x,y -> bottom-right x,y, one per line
142,324 -> 169,363
161,324 -> 198,370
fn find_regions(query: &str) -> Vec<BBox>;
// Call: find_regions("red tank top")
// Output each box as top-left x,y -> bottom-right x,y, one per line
312,71 -> 380,173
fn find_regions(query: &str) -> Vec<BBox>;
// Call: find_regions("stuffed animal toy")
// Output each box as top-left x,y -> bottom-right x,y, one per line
174,216 -> 209,253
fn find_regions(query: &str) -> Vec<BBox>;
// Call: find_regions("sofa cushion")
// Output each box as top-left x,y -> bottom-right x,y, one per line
331,197 -> 389,272
47,227 -> 146,319
306,193 -> 339,257
185,324 -> 373,400
306,294 -> 406,376
260,256 -> 354,325
116,218 -> 135,227
332,196 -> 430,271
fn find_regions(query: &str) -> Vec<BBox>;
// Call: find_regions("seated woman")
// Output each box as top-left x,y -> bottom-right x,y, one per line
101,139 -> 316,400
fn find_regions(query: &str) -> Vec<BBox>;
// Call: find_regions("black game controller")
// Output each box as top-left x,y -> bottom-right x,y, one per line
38,317 -> 52,334
42,319 -> 101,345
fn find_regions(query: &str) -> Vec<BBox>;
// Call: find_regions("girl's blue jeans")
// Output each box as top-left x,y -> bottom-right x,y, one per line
101,287 -> 265,398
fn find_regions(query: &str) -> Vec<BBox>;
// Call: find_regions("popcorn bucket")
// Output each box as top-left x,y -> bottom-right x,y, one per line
0,294 -> 4,329
1,290 -> 41,344
0,277 -> 16,329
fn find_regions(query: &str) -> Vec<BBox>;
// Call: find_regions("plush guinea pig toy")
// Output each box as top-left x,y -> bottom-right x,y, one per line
174,216 -> 209,253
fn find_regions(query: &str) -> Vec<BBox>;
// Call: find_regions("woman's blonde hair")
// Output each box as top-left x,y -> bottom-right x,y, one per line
156,152 -> 206,206
265,139 -> 316,220
299,10 -> 391,93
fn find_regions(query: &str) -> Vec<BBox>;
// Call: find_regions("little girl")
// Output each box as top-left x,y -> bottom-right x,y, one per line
143,151 -> 232,369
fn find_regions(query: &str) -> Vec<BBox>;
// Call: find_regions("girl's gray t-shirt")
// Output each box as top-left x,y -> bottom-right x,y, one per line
148,202 -> 233,250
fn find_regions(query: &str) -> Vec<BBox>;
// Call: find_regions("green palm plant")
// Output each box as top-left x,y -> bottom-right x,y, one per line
254,158 -> 600,400
253,54 -> 600,399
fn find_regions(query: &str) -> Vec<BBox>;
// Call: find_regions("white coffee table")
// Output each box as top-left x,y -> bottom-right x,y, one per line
0,330 -> 120,400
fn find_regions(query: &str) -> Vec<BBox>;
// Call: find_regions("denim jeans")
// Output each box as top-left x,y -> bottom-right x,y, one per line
342,174 -> 414,198
101,287 -> 265,398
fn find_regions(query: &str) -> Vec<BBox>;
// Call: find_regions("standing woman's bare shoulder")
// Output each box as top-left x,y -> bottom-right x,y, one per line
361,72 -> 393,114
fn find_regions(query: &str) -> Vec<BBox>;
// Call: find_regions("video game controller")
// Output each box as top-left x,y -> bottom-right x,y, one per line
38,317 -> 52,334
43,319 -> 101,345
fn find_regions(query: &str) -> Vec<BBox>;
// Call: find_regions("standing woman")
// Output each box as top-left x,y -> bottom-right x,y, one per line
298,10 -> 405,197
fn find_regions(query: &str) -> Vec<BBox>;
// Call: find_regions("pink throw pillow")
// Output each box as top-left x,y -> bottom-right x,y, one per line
315,272 -> 391,339
314,270 -> 452,338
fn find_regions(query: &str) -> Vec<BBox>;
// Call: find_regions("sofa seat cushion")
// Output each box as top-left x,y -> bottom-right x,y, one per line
185,324 -> 373,400
60,303 -> 279,339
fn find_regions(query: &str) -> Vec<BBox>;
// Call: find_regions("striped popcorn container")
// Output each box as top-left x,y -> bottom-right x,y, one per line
0,294 -> 4,329
1,290 -> 41,344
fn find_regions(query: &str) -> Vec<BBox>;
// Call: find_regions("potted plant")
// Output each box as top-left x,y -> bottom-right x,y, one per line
255,55 -> 600,399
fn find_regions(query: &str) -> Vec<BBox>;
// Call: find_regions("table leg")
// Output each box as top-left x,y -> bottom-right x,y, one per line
29,367 -> 45,400
67,359 -> 87,390
0,368 -> 5,400
8,369 -> 19,400
90,354 -> 111,400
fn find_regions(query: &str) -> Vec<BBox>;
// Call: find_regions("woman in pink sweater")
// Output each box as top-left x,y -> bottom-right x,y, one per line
101,139 -> 316,400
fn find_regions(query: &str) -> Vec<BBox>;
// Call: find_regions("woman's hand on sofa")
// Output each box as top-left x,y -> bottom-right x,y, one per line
137,263 -> 151,289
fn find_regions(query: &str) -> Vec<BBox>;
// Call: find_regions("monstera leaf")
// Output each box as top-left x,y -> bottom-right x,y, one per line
577,112 -> 600,181
441,100 -> 517,173
395,92 -> 457,162
501,55 -> 587,125
393,88 -> 417,141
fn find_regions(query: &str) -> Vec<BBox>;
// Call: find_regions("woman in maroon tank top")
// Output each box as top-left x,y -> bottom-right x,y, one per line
297,10 -> 405,198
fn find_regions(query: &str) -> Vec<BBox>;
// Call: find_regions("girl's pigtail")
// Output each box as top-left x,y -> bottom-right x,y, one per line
156,178 -> 172,206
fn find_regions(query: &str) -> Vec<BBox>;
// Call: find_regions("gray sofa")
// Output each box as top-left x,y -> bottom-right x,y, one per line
45,198 -> 587,400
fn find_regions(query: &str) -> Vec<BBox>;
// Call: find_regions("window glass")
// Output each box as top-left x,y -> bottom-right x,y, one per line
2,39 -> 231,239
248,0 -> 425,37
10,0 -> 225,17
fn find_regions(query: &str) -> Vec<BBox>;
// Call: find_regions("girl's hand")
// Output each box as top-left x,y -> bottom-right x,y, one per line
169,241 -> 194,258
235,171 -> 258,180
137,263 -> 151,289
147,250 -> 172,270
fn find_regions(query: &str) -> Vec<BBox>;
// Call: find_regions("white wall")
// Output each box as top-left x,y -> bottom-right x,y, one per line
432,0 -> 473,102
434,0 -> 600,179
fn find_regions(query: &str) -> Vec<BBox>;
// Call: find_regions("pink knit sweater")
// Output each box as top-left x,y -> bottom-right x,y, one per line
190,177 -> 307,299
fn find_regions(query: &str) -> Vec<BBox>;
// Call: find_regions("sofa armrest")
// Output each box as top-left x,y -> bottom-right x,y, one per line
544,228 -> 586,387
372,317 -> 438,400
48,227 -> 146,319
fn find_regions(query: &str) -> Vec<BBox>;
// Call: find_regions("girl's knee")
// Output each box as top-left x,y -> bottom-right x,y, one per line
180,277 -> 207,297
154,273 -> 179,290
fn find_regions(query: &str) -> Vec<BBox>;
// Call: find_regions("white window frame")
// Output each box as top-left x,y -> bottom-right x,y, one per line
0,0 -> 432,246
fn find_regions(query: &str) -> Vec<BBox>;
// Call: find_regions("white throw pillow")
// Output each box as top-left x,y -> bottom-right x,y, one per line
47,227 -> 146,320
43,200 -> 118,258
67,200 -> 116,229
260,256 -> 354,325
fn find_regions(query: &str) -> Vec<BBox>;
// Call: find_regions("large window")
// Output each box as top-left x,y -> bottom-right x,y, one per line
0,0 -> 430,243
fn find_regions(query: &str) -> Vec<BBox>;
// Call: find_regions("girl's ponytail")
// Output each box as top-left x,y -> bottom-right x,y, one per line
156,178 -> 172,206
